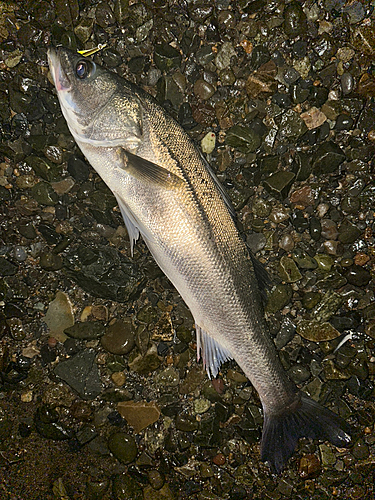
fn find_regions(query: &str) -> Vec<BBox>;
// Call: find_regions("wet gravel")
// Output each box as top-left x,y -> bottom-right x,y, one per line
0,0 -> 375,499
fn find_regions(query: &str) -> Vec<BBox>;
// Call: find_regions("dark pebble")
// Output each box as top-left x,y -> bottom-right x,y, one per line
313,141 -> 346,175
95,2 -> 115,28
67,155 -> 90,182
39,251 -> 63,271
65,321 -> 105,340
154,43 -> 181,72
112,473 -> 143,500
108,432 -> 138,464
341,72 -> 354,95
335,113 -> 354,130
344,265 -> 371,287
40,344 -> 57,364
283,1 -> 307,37
101,319 -> 135,355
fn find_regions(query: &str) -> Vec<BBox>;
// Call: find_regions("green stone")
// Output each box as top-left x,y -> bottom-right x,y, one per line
108,433 -> 138,464
101,319 -> 136,355
264,171 -> 295,199
225,125 -> 262,153
338,219 -> 362,244
321,359 -> 350,380
292,249 -> 318,269
112,473 -> 143,500
179,366 -> 205,395
252,198 -> 272,218
314,254 -> 334,272
64,321 -> 105,340
319,444 -> 336,467
297,320 -> 340,342
312,290 -> 343,322
302,291 -> 322,310
283,1 -> 307,37
278,255 -> 302,283
313,141 -> 346,175
351,438 -> 370,460
30,181 -> 58,206
277,109 -> 307,141
265,284 -> 293,313
175,413 -> 198,432
128,345 -> 161,374
39,251 -> 63,271
154,43 -> 181,72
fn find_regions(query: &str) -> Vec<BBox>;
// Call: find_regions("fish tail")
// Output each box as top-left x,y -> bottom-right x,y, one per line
260,391 -> 351,474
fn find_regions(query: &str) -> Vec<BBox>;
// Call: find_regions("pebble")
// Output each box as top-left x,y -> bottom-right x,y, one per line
297,320 -> 340,342
43,291 -> 74,342
313,141 -> 346,175
112,473 -> 143,500
265,284 -> 293,313
193,79 -> 215,100
147,470 -> 165,490
289,186 -> 315,207
108,432 -> 138,464
213,453 -> 226,466
351,438 -> 370,460
201,132 -> 216,154
101,319 -> 135,355
225,125 -> 262,153
117,401 -> 160,433
54,349 -> 103,399
320,219 -> 338,240
215,41 -> 236,71
193,398 -> 210,414
278,256 -> 302,283
338,219 -> 362,244
64,321 -> 105,340
335,113 -> 354,130
154,43 -> 181,72
264,171 -> 295,199
344,265 -> 371,287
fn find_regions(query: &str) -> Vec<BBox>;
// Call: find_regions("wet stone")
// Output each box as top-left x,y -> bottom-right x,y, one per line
314,254 -> 334,272
0,257 -> 18,277
154,366 -> 180,387
117,401 -> 160,433
246,232 -> 266,254
194,79 -> 215,100
278,256 -> 302,283
313,141 -> 346,175
344,265 -> 371,287
86,478 -> 110,499
43,291 -> 74,341
351,438 -> 369,461
30,181 -> 58,206
108,433 -> 138,464
179,366 -> 206,394
283,1 -> 307,37
274,318 -> 295,349
101,319 -> 135,355
338,219 -> 362,244
64,321 -> 105,340
225,125 -> 261,153
39,251 -> 63,271
302,291 -> 322,310
128,345 -> 161,374
176,413 -> 199,432
277,109 -> 307,141
95,2 -> 115,27
288,364 -> 310,384
265,284 -> 293,314
147,470 -> 165,490
154,44 -> 181,72
297,320 -> 340,342
67,155 -> 90,182
54,349 -> 103,400
292,249 -> 317,270
215,41 -> 236,71
264,171 -> 295,200
279,234 -> 294,252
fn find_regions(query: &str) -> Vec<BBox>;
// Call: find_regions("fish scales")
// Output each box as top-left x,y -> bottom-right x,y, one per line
48,46 -> 351,473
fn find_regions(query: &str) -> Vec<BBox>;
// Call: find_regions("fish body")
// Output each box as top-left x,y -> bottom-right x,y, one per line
48,47 -> 351,473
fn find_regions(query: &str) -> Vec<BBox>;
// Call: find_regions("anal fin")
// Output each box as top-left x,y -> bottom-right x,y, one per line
196,325 -> 232,378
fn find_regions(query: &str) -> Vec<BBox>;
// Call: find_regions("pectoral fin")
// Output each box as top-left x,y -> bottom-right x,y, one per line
196,324 -> 232,378
114,194 -> 140,256
120,150 -> 185,190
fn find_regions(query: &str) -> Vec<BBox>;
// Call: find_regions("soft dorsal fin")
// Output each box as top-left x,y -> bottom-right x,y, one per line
196,324 -> 232,378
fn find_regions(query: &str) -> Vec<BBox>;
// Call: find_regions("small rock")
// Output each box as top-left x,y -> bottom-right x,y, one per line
43,291 -> 74,342
289,186 -> 315,207
64,321 -> 105,340
108,433 -> 138,464
101,319 -> 136,355
117,401 -> 160,433
215,41 -> 236,71
300,107 -> 326,130
278,256 -> 302,283
54,349 -> 103,400
265,284 -> 293,314
313,141 -> 346,175
297,320 -> 340,342
201,132 -> 216,154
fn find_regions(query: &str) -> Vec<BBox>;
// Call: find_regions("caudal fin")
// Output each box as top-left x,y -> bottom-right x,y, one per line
261,392 -> 351,474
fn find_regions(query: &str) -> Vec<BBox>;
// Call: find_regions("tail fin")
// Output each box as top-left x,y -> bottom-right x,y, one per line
261,392 -> 351,474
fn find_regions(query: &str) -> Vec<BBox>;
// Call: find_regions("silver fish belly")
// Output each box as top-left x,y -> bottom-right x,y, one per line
48,46 -> 351,473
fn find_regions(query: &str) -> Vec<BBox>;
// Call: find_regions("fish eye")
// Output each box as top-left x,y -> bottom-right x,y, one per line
75,60 -> 93,79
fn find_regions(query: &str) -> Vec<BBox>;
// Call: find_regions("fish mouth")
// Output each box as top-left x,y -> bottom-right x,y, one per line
47,46 -> 71,92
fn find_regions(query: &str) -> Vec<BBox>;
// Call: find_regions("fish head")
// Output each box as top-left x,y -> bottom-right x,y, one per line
47,46 -> 140,148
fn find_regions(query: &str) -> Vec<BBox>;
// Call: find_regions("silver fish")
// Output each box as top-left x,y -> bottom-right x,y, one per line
48,46 -> 351,473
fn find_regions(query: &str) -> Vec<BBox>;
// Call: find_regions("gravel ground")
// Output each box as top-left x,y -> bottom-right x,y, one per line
0,1 -> 374,499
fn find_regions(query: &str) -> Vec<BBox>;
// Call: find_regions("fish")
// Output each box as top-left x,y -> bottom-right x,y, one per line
47,46 -> 351,473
